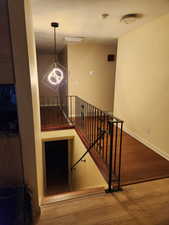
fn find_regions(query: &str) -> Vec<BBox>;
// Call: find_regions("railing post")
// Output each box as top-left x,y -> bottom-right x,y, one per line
117,121 -> 124,191
106,120 -> 114,193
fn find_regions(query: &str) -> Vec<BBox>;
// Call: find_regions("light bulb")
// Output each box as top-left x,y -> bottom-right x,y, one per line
47,67 -> 64,86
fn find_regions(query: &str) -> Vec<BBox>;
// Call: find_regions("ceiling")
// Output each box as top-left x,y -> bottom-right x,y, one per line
31,0 -> 169,53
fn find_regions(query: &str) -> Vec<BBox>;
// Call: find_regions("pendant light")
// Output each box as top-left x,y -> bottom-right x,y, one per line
47,22 -> 64,86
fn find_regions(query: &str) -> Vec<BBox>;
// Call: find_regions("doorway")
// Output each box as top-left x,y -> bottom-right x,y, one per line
44,140 -> 70,195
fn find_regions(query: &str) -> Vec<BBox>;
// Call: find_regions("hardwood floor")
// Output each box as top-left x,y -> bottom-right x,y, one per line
121,131 -> 169,185
76,126 -> 169,186
37,178 -> 169,225
40,106 -> 73,131
41,108 -> 169,186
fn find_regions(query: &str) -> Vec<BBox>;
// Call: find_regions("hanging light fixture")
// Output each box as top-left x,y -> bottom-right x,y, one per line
47,22 -> 64,86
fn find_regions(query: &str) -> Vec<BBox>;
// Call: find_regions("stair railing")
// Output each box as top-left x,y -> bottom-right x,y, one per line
67,96 -> 124,192
71,129 -> 106,170
106,119 -> 124,192
40,95 -> 124,192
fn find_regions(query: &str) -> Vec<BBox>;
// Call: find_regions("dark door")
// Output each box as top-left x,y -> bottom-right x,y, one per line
45,140 -> 69,195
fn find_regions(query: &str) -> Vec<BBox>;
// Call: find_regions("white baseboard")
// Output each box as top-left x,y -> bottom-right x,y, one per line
124,127 -> 169,161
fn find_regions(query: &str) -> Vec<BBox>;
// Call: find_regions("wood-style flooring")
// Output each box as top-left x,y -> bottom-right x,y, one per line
40,106 -> 73,131
76,127 -> 169,186
121,131 -> 169,185
40,108 -> 169,186
38,178 -> 169,225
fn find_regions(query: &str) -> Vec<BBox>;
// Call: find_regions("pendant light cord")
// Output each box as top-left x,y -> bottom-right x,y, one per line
51,22 -> 59,65
54,26 -> 57,63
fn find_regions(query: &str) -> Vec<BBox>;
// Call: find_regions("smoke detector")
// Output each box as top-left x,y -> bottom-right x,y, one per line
121,13 -> 142,24
64,36 -> 84,42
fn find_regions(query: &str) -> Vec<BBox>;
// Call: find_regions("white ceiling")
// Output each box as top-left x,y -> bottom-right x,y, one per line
31,0 -> 169,53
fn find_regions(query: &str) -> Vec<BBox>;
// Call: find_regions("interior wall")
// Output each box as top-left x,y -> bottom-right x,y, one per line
72,131 -> 107,190
37,53 -> 59,100
67,43 -> 116,112
0,0 -> 14,83
8,0 -> 42,210
114,13 -> 169,158
0,0 -> 23,187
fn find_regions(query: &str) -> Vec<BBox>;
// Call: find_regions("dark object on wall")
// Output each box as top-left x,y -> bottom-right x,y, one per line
107,54 -> 116,62
0,84 -> 18,134
0,186 -> 24,225
0,186 -> 33,225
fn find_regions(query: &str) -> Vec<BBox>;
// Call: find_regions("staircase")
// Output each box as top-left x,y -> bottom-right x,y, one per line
40,95 -> 124,192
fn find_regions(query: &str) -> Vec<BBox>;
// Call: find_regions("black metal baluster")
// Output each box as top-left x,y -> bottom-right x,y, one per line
77,97 -> 80,129
94,107 -> 97,144
89,104 -> 93,144
91,105 -> 94,144
105,115 -> 109,164
100,111 -> 103,157
75,96 -> 77,127
106,120 -> 114,193
113,122 -> 118,174
117,121 -> 123,191
70,96 -> 73,123
86,102 -> 89,140
95,109 -> 98,152
98,110 -> 101,153
102,113 -> 106,161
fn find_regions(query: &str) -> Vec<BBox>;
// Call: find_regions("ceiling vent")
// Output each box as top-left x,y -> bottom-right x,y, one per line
121,13 -> 142,24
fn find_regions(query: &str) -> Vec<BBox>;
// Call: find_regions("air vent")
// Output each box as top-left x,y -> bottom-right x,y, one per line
107,54 -> 116,62
121,13 -> 142,24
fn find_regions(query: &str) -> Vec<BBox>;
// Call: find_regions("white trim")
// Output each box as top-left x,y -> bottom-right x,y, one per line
124,127 -> 169,161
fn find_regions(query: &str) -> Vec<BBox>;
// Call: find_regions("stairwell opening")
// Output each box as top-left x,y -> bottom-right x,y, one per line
41,131 -> 107,204
44,140 -> 71,196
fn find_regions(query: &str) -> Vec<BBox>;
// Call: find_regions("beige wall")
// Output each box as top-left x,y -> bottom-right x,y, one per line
72,131 -> 107,190
37,53 -> 59,98
68,43 -> 116,112
114,13 -> 169,158
8,0 -> 42,211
